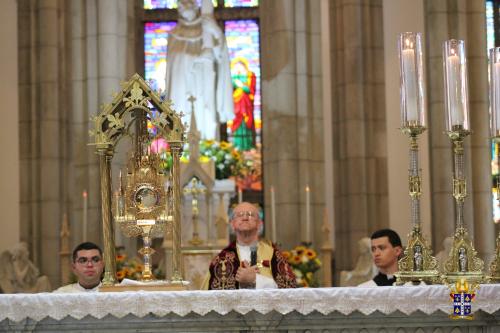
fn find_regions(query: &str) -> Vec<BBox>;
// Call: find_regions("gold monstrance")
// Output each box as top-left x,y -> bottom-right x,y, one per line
395,32 -> 439,285
91,74 -> 187,290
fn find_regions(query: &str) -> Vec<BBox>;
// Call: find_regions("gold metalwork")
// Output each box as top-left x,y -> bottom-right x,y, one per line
170,142 -> 184,283
115,148 -> 171,281
442,129 -> 484,285
396,124 -> 439,284
90,73 -> 186,288
396,226 -> 440,284
488,234 -> 500,282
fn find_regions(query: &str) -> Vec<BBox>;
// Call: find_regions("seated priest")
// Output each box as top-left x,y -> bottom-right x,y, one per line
358,229 -> 403,287
202,202 -> 296,289
53,242 -> 104,293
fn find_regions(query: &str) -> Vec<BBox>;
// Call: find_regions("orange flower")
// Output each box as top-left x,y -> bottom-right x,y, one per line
281,251 -> 291,259
116,270 -> 125,280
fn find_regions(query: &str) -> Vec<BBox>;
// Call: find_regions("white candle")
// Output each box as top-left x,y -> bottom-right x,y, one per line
82,190 -> 88,241
446,54 -> 464,126
494,62 -> 500,130
305,185 -> 311,242
402,46 -> 418,122
270,186 -> 276,243
238,188 -> 243,203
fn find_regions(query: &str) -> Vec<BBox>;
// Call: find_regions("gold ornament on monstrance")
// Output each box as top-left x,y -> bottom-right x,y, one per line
90,73 -> 187,289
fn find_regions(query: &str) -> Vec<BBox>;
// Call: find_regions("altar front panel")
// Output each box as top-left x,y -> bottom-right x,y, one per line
1,285 -> 500,332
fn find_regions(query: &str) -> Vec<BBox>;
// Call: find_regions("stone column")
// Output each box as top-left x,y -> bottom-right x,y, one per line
71,0 -> 132,249
18,0 -> 134,287
18,0 -> 72,286
327,0 -> 389,276
260,0 -> 325,250
424,0 -> 495,259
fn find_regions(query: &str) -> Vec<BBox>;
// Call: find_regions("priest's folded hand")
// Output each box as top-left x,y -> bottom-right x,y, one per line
235,260 -> 259,284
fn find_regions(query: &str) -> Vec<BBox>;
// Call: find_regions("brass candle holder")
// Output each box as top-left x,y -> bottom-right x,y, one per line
442,126 -> 484,285
487,46 -> 500,283
395,32 -> 439,284
441,40 -> 483,286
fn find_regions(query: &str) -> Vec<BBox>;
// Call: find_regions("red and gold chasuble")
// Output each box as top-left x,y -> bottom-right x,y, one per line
203,240 -> 296,290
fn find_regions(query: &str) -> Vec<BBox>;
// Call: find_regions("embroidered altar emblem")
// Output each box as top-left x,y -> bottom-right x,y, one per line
449,278 -> 476,320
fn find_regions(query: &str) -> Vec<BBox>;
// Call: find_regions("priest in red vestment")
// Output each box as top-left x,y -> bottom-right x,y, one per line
202,202 -> 296,289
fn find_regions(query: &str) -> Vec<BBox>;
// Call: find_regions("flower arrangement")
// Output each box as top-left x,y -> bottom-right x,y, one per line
235,144 -> 262,191
199,140 -> 242,179
282,243 -> 322,287
149,137 -> 244,180
115,248 -> 143,281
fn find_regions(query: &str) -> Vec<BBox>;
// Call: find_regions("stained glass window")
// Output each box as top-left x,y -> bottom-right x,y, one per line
144,0 -> 218,10
225,19 -> 261,145
143,1 -> 262,192
224,0 -> 258,7
144,22 -> 177,92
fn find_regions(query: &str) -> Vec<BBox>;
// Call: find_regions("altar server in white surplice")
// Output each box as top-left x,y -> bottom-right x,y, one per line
165,0 -> 233,140
358,229 -> 403,287
53,242 -> 104,293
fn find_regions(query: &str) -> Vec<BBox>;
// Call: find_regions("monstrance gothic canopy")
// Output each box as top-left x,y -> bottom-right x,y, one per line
90,73 -> 186,286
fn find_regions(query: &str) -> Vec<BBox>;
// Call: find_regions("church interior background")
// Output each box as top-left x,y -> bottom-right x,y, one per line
0,0 -> 500,290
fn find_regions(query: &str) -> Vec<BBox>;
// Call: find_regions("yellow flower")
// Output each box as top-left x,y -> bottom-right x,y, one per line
204,139 -> 215,146
295,245 -> 306,255
220,141 -> 230,150
281,251 -> 291,259
306,249 -> 317,259
292,255 -> 301,265
116,270 -> 125,280
199,155 -> 210,163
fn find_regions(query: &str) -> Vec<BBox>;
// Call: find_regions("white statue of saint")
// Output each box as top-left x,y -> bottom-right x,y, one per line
339,237 -> 378,286
165,0 -> 234,140
0,242 -> 51,293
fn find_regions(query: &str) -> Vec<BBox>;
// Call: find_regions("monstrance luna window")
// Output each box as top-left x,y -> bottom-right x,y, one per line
486,0 -> 500,223
142,0 -> 263,197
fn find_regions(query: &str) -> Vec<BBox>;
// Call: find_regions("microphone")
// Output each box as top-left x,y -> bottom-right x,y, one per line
250,246 -> 257,266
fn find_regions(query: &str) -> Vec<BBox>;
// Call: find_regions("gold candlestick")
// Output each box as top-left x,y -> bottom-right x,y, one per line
487,47 -> 500,283
442,127 -> 484,285
395,32 -> 439,284
441,40 -> 483,286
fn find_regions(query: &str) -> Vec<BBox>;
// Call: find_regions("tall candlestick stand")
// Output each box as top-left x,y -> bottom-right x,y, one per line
395,126 -> 439,284
487,46 -> 500,283
442,127 -> 484,285
394,32 -> 439,284
441,40 -> 483,285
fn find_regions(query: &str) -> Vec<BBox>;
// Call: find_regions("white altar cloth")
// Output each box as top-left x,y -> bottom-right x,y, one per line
1,284 -> 500,322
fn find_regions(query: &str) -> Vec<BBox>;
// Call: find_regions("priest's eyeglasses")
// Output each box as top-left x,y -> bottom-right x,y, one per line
233,211 -> 257,219
75,256 -> 102,265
